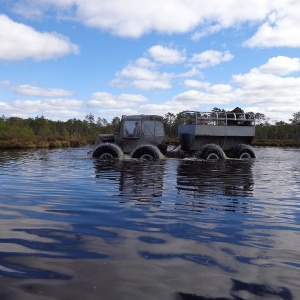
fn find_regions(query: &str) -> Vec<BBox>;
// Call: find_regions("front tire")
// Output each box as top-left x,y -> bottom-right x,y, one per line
92,143 -> 123,159
227,144 -> 256,159
195,144 -> 225,160
131,145 -> 161,161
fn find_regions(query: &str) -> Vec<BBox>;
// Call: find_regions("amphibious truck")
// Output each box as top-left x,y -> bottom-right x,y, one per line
91,109 -> 256,160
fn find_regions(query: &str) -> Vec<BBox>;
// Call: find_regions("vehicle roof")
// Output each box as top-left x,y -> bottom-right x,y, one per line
121,114 -> 164,121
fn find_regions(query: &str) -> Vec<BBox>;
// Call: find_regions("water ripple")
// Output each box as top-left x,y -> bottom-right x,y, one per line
0,147 -> 299,299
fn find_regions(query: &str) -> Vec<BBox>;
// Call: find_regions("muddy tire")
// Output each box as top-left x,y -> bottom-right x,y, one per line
131,145 -> 161,161
92,143 -> 123,159
195,144 -> 226,160
227,144 -> 256,159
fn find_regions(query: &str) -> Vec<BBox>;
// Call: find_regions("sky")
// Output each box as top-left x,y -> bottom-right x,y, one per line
1,0 -> 300,123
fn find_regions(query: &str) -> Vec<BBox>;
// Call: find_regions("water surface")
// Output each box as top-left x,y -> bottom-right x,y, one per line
0,147 -> 299,299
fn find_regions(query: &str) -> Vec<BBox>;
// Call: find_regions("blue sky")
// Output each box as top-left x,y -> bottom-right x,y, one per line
1,0 -> 300,122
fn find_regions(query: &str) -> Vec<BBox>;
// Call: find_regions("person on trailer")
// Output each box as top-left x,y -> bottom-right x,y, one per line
198,118 -> 208,125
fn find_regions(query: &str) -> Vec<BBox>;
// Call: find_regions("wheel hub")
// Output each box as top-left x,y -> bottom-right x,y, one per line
207,153 -> 220,160
140,153 -> 154,161
239,152 -> 252,159
99,153 -> 114,159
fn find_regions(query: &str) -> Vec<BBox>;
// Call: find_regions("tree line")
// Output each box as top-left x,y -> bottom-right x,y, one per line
0,114 -> 121,148
0,109 -> 300,149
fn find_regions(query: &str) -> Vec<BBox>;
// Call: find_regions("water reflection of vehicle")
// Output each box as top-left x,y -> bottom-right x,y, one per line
176,278 -> 292,300
93,159 -> 165,206
176,159 -> 254,213
119,160 -> 164,203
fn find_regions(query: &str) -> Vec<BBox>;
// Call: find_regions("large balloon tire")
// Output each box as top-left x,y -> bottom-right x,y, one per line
92,143 -> 123,159
131,145 -> 161,161
195,144 -> 226,160
227,144 -> 256,159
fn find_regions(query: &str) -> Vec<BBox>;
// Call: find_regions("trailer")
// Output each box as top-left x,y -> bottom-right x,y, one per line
91,108 -> 256,160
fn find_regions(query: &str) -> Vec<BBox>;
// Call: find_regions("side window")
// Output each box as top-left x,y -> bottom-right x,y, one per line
143,121 -> 155,136
143,121 -> 164,136
155,122 -> 165,136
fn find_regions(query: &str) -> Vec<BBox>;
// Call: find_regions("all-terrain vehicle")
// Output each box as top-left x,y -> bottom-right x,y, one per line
92,114 -> 166,160
91,108 -> 256,160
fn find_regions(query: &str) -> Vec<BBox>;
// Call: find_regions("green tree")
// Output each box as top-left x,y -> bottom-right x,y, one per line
110,117 -> 121,133
289,111 -> 300,140
38,123 -> 52,141
289,111 -> 300,125
164,112 -> 176,136
255,112 -> 267,125
32,116 -> 47,135
85,113 -> 95,126
18,126 -> 36,142
212,107 -> 226,112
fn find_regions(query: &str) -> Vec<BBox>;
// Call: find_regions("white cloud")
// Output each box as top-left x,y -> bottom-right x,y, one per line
233,71 -> 300,99
147,45 -> 186,64
88,92 -> 148,108
111,46 -> 188,91
258,56 -> 300,76
244,4 -> 300,48
209,84 -> 232,94
111,45 -> 188,90
112,60 -> 174,90
178,68 -> 203,78
112,47 -> 233,91
113,55 -> 300,121
184,80 -> 210,89
0,98 -> 83,120
97,108 -> 140,117
191,24 -> 222,41
16,98 -> 82,109
134,58 -> 157,69
12,0 -> 75,19
183,80 -> 232,94
172,89 -> 234,105
0,81 -> 74,97
227,59 -> 300,120
0,14 -> 79,61
10,0 -> 300,48
189,50 -> 234,69
138,102 -> 190,117
44,0 -> 202,37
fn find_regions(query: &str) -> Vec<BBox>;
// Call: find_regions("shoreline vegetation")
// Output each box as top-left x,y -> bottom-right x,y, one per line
1,137 -> 300,150
1,110 -> 300,150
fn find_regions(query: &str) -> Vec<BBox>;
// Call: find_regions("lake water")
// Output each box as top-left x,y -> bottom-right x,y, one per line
0,146 -> 299,300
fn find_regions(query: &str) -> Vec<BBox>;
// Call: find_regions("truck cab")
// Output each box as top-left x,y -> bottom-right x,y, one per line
116,115 -> 165,154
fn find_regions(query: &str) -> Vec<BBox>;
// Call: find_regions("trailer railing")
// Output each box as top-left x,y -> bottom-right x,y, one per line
180,111 -> 256,126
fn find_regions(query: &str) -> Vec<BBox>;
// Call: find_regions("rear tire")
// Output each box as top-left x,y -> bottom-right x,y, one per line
92,143 -> 123,159
195,144 -> 225,160
131,145 -> 161,161
227,144 -> 256,159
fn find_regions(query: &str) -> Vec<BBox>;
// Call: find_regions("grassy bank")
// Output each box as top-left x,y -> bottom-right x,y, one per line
0,138 -> 88,149
252,139 -> 300,147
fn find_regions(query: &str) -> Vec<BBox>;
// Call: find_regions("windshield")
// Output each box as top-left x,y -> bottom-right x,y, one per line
123,120 -> 164,138
123,121 -> 141,138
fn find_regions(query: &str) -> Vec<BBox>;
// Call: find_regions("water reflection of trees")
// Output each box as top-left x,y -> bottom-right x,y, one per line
176,160 -> 254,213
